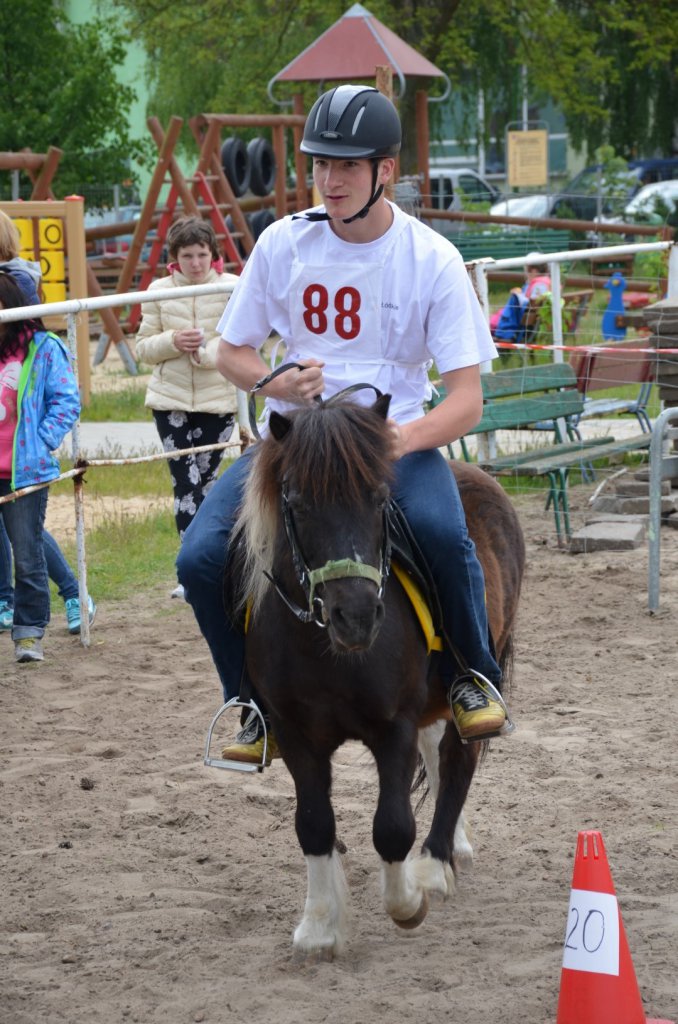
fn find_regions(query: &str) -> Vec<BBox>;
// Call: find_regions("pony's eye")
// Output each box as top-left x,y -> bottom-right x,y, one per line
373,486 -> 390,511
289,495 -> 311,517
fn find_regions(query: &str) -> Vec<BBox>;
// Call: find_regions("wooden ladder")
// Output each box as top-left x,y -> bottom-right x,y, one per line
127,171 -> 244,332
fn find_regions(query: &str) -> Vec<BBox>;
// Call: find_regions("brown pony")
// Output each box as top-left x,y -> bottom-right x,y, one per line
233,392 -> 525,957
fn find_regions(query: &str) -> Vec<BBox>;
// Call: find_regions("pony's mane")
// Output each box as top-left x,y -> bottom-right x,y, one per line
233,399 -> 393,613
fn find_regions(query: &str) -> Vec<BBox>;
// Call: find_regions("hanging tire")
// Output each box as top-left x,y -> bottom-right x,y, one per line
221,136 -> 251,198
249,208 -> 275,241
247,137 -> 277,197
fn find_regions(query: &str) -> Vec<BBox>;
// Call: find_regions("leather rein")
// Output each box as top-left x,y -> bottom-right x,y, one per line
249,364 -> 392,627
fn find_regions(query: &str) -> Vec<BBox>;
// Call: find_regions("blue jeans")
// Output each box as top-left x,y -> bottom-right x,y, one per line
178,447 -> 500,703
0,521 -> 79,605
0,482 -> 50,639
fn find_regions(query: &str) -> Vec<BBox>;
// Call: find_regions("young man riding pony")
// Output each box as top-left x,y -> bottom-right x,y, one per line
177,84 -> 512,762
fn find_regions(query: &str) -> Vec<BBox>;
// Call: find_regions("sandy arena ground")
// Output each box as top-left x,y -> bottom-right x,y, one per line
1,478 -> 677,1024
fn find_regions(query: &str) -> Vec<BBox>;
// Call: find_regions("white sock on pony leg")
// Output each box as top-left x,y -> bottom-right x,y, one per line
418,720 -> 474,873
381,857 -> 429,925
293,850 -> 349,957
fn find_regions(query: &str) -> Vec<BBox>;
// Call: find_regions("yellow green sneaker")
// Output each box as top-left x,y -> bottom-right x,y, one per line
221,713 -> 281,767
15,638 -> 44,664
449,674 -> 508,741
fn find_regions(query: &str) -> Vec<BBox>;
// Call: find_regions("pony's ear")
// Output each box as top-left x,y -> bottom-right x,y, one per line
268,410 -> 292,441
373,393 -> 392,420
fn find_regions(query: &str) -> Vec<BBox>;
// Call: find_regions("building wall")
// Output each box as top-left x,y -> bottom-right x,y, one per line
65,0 -> 154,196
429,93 -> 570,185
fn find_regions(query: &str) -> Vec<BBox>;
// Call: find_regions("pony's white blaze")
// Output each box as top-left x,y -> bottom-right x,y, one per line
293,851 -> 349,956
418,720 -> 474,872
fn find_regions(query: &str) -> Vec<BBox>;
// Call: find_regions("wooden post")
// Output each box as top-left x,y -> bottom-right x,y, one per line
375,65 -> 399,182
272,123 -> 287,220
194,116 -> 222,187
63,196 -> 90,403
293,94 -> 310,212
30,146 -> 63,200
416,90 -> 430,206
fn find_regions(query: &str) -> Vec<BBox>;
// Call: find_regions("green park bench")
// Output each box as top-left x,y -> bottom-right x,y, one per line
431,362 -> 652,545
452,229 -> 573,263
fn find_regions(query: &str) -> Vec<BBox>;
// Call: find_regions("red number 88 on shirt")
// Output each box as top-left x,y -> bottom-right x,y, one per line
302,284 -> 362,340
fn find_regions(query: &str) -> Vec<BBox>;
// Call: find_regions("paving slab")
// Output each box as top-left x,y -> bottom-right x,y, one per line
569,519 -> 646,554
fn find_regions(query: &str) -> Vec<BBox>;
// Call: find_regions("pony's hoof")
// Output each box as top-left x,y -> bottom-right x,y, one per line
453,842 -> 474,874
393,891 -> 429,930
292,945 -> 335,965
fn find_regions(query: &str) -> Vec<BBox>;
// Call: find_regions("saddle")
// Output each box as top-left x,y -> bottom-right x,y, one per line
387,500 -> 444,655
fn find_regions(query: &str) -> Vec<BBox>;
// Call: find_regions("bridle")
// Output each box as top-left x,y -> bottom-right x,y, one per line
250,365 -> 393,627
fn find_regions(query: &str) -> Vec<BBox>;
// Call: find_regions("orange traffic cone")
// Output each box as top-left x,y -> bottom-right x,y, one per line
556,830 -> 674,1024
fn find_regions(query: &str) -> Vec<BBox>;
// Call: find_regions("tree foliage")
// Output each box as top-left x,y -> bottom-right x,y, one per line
109,0 -> 677,165
0,0 -> 150,199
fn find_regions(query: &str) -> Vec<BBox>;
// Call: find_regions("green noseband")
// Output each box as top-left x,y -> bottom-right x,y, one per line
307,558 -> 383,611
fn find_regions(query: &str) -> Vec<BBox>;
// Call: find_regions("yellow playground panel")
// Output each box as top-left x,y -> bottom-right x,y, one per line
2,197 -> 90,400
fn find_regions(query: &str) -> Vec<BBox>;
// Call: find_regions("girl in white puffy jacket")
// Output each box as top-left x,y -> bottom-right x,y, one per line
136,217 -> 240,549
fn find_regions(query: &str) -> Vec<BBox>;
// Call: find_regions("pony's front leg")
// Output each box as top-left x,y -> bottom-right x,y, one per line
418,720 -> 474,875
281,741 -> 349,959
371,721 -> 429,929
419,719 -> 479,884
294,848 -> 348,959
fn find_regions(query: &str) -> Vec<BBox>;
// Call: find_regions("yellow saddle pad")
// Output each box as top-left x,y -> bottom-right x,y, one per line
391,561 -> 443,655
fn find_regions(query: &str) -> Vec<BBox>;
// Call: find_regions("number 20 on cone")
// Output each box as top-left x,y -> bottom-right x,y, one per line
562,889 -> 620,975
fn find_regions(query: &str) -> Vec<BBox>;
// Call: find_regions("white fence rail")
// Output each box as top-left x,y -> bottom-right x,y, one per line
0,238 -> 676,642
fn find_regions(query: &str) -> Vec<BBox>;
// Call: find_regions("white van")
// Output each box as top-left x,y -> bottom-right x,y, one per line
421,168 -> 502,238
426,168 -> 502,212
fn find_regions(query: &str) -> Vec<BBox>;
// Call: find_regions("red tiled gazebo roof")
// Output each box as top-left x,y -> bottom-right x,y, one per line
268,3 -> 448,101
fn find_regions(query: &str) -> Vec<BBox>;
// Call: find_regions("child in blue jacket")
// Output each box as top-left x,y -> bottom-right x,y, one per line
0,271 -> 80,663
0,214 -> 96,637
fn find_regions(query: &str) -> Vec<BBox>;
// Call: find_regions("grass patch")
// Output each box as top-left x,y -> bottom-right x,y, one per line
51,459 -> 174,500
59,507 -> 180,603
80,384 -> 151,422
56,456 -> 238,501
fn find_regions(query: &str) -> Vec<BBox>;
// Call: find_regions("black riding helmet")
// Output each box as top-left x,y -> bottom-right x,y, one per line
300,85 -> 401,223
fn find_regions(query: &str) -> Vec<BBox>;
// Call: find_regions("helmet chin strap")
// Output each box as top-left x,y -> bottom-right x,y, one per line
342,163 -> 383,223
293,160 -> 383,224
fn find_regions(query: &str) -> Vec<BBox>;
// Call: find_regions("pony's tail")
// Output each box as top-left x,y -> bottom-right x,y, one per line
497,632 -> 516,700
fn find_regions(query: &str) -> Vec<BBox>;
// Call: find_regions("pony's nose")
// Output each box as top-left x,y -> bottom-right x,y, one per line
328,594 -> 385,651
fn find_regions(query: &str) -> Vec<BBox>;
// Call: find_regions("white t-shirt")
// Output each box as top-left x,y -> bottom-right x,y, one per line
218,201 -> 497,424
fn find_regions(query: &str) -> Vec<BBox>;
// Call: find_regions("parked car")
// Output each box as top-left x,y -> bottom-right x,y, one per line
425,167 -> 503,238
426,167 -> 502,212
589,180 -> 678,241
488,157 -> 678,227
550,157 -> 678,221
489,193 -> 555,221
617,179 -> 678,226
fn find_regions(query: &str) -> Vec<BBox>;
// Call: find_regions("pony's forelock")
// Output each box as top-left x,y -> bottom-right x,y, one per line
278,401 -> 393,506
233,400 -> 393,614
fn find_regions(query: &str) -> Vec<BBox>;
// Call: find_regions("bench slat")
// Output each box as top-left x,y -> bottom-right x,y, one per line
480,362 -> 577,398
470,392 -> 584,433
475,437 -> 611,471
480,434 -> 651,477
